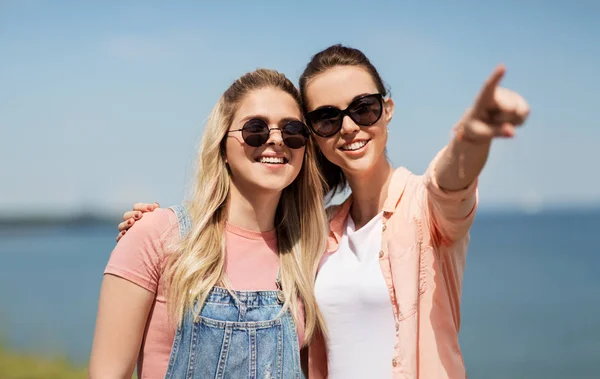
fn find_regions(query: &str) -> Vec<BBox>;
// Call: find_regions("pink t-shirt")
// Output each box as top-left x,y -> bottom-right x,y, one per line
104,208 -> 305,379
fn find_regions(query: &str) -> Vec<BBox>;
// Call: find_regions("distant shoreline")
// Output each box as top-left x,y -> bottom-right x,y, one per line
0,206 -> 598,228
0,213 -> 119,228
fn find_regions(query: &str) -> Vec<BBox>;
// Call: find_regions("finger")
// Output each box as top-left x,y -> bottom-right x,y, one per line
123,210 -> 140,221
491,90 -> 529,126
152,202 -> 160,209
494,123 -> 516,138
490,113 -> 526,128
474,64 -> 506,113
118,218 -> 135,232
116,230 -> 126,242
515,95 -> 530,121
133,202 -> 154,212
470,122 -> 515,140
488,109 -> 525,127
463,119 -> 496,141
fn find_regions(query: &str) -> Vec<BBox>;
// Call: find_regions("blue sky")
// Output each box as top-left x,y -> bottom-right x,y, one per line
1,0 -> 598,216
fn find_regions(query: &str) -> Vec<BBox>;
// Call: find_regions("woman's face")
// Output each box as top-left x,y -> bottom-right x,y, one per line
224,87 -> 308,195
304,65 -> 394,177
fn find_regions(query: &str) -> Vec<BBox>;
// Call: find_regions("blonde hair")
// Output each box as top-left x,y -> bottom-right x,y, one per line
163,69 -> 328,344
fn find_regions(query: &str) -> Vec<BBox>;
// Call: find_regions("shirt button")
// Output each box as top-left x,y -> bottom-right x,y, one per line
382,225 -> 387,231
395,322 -> 399,331
379,250 -> 384,258
392,358 -> 398,367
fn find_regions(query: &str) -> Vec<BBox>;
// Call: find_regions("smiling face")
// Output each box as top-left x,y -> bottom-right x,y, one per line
224,87 -> 306,195
304,65 -> 394,177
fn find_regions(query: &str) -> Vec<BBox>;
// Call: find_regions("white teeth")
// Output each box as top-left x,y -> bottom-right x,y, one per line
259,157 -> 285,164
341,140 -> 368,151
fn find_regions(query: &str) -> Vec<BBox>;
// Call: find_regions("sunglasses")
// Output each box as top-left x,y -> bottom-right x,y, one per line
229,118 -> 310,149
306,93 -> 384,138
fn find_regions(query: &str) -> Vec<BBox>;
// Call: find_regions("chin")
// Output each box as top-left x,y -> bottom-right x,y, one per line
338,155 -> 377,173
256,178 -> 296,193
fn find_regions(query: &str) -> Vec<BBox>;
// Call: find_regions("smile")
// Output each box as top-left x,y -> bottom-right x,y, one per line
340,140 -> 369,151
256,156 -> 288,164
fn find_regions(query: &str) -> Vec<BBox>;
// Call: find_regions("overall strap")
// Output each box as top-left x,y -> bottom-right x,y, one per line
170,204 -> 285,303
169,204 -> 192,237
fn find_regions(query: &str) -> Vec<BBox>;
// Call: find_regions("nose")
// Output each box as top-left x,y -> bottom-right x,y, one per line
266,128 -> 284,147
339,114 -> 360,136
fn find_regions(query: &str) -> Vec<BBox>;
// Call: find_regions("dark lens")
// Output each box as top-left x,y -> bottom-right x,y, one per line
282,121 -> 309,149
348,95 -> 383,126
241,119 -> 269,147
307,108 -> 342,137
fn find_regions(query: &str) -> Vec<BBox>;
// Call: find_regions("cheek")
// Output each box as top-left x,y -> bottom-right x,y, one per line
314,136 -> 342,164
315,136 -> 336,154
367,119 -> 388,143
377,122 -> 389,142
290,147 -> 306,167
224,140 -> 252,167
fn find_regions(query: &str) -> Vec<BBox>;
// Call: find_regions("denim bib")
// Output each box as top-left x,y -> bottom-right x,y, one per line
164,205 -> 304,379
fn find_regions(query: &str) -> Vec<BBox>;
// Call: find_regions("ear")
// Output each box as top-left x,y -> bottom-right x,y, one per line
220,144 -> 228,164
383,97 -> 395,122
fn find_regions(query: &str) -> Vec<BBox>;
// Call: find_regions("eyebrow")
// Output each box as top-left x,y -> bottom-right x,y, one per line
239,115 -> 302,124
310,92 -> 372,112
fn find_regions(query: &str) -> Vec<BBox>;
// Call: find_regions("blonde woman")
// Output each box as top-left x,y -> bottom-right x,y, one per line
117,45 -> 530,378
89,69 -> 328,379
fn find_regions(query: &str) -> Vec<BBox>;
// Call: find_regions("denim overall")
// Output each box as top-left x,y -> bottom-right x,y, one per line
164,205 -> 304,379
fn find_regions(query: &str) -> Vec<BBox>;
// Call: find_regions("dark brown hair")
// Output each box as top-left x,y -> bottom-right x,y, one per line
299,44 -> 389,199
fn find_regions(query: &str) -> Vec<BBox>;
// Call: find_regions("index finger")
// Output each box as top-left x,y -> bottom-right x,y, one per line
474,64 -> 506,111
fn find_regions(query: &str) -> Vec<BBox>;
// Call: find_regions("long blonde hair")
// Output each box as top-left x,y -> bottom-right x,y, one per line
163,69 -> 328,344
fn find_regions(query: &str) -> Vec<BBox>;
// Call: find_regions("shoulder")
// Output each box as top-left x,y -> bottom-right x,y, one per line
384,166 -> 429,221
387,166 -> 427,202
110,207 -> 180,265
127,207 -> 178,242
393,166 -> 424,188
104,207 -> 179,291
325,195 -> 352,223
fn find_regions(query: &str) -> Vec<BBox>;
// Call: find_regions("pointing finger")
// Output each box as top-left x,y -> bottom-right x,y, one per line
474,64 -> 506,113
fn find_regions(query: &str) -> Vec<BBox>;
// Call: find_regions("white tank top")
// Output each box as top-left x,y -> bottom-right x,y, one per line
314,212 -> 396,379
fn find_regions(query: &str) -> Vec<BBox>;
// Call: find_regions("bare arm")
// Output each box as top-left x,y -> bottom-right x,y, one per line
88,274 -> 154,379
435,65 -> 529,192
423,65 -> 529,244
435,137 -> 491,192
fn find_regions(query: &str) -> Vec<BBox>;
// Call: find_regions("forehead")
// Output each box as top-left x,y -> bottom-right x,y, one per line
305,66 -> 379,111
233,87 -> 302,124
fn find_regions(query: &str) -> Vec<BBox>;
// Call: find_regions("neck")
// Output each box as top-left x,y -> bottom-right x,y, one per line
344,154 -> 394,230
226,181 -> 281,232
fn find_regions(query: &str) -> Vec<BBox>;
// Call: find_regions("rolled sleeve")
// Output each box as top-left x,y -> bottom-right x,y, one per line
423,148 -> 478,245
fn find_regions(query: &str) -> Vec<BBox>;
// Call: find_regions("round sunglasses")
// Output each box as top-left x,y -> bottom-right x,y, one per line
228,118 -> 310,149
305,93 -> 384,138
